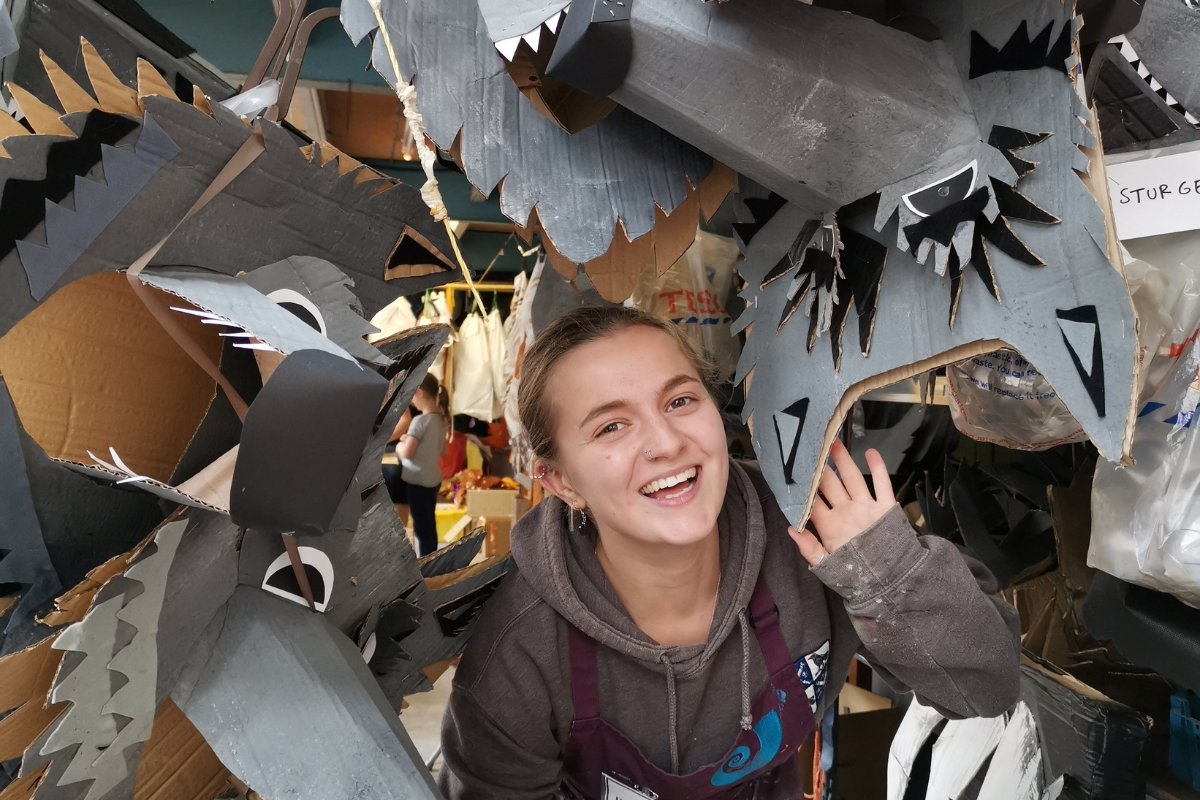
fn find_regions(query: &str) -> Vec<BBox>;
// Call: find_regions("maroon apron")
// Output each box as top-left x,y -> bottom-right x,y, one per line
561,577 -> 816,800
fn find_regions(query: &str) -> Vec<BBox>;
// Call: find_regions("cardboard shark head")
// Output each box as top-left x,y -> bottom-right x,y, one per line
731,1 -> 1138,525
0,40 -> 510,800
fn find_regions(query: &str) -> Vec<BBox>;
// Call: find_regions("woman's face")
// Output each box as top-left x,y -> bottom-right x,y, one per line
542,326 -> 729,548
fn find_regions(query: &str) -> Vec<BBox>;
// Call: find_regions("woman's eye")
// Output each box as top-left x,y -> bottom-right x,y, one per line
669,396 -> 694,410
599,421 -> 625,435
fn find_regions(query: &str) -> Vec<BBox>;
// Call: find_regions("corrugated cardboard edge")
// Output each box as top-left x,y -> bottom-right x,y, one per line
1073,51 -> 1139,468
746,336 -> 1008,527
55,459 -> 227,514
515,162 -> 735,303
133,699 -> 234,800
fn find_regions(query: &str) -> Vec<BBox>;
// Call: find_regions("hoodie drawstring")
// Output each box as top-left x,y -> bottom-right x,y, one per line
660,652 -> 680,774
660,611 -> 753,775
737,609 -> 753,731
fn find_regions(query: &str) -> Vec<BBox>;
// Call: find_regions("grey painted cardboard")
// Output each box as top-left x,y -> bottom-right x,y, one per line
17,113 -> 179,301
242,256 -> 388,367
34,521 -> 184,800
352,0 -> 713,265
173,587 -> 442,800
609,0 -> 980,215
153,510 -> 240,704
138,267 -> 357,364
530,264 -> 617,335
1125,0 -> 1200,118
733,0 -> 1137,524
0,376 -> 59,634
0,99 -> 458,338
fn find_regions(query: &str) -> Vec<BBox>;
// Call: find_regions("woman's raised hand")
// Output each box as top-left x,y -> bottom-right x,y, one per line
788,439 -> 894,567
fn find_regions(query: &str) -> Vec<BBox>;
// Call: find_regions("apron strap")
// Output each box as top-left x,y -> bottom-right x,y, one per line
567,623 -> 601,720
747,576 -> 793,675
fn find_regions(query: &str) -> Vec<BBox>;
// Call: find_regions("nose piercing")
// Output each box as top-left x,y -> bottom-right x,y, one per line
644,448 -> 653,459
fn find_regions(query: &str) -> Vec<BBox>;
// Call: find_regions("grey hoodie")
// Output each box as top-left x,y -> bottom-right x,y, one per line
439,461 -> 1021,799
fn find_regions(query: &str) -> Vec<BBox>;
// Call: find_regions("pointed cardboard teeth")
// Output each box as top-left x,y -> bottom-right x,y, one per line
40,51 -> 101,113
495,36 -> 520,61
522,27 -> 541,51
80,38 -> 141,115
546,10 -> 563,33
137,58 -> 178,100
6,84 -> 74,136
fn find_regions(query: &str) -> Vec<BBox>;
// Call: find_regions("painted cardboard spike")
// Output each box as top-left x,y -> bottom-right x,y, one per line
349,0 -> 716,270
230,349 -> 388,535
18,113 -> 179,301
172,587 -> 443,800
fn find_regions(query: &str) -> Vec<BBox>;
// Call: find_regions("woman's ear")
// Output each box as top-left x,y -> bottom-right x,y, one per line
535,459 -> 585,509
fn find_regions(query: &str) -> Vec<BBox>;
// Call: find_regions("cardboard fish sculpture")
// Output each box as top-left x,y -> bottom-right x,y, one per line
725,0 -> 1139,525
0,34 -> 510,800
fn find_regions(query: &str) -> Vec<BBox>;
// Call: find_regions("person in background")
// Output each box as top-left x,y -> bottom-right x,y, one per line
391,375 -> 450,556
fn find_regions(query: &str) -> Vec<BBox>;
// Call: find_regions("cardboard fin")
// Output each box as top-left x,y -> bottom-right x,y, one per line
0,110 -> 29,156
136,59 -> 178,101
7,85 -> 73,137
38,52 -> 100,113
0,642 -> 64,761
80,38 -> 141,116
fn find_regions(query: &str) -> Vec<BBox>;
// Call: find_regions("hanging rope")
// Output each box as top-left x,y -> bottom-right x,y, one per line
367,0 -> 487,318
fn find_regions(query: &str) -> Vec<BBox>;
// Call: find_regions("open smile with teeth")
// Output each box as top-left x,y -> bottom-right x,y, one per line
639,467 -> 698,499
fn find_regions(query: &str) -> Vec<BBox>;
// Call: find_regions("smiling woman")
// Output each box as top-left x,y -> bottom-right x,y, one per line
439,306 -> 1023,800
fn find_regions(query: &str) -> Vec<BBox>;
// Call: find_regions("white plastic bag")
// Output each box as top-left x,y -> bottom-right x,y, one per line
1089,232 -> 1200,608
1089,335 -> 1200,608
946,349 -> 1088,450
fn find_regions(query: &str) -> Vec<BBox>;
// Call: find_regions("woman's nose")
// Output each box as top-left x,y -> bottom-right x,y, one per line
642,412 -> 686,459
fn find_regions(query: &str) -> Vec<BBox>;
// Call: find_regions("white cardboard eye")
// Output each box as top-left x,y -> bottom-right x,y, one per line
901,160 -> 978,219
261,546 -> 335,612
266,288 -> 327,336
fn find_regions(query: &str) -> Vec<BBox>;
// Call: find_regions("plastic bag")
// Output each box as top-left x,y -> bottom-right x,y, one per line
1090,231 -> 1200,609
1089,336 -> 1200,608
946,349 -> 1089,450
630,230 -> 741,381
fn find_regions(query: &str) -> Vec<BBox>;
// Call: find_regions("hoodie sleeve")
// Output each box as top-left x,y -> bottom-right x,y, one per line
439,684 -> 562,800
810,503 -> 1021,719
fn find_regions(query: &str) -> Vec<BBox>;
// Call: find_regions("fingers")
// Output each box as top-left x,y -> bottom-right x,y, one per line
830,438 -> 870,499
864,448 -> 895,504
788,525 -> 828,567
817,458 -> 850,506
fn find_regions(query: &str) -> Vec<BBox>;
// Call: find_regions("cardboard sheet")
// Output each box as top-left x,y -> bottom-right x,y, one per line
173,587 -> 442,800
16,112 -> 179,301
607,0 -> 980,214
732,1 -> 1137,525
33,521 -> 185,800
0,270 -> 222,484
138,266 -> 357,364
230,349 -> 388,535
0,378 -> 59,635
353,0 -> 713,267
241,255 -> 388,367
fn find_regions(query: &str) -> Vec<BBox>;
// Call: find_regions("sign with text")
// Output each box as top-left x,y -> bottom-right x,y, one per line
1106,147 -> 1200,240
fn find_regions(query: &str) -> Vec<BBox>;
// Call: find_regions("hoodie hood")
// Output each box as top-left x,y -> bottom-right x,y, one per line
510,459 -> 766,677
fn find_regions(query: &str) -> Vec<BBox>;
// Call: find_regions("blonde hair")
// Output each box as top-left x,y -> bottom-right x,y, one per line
517,306 -> 714,462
